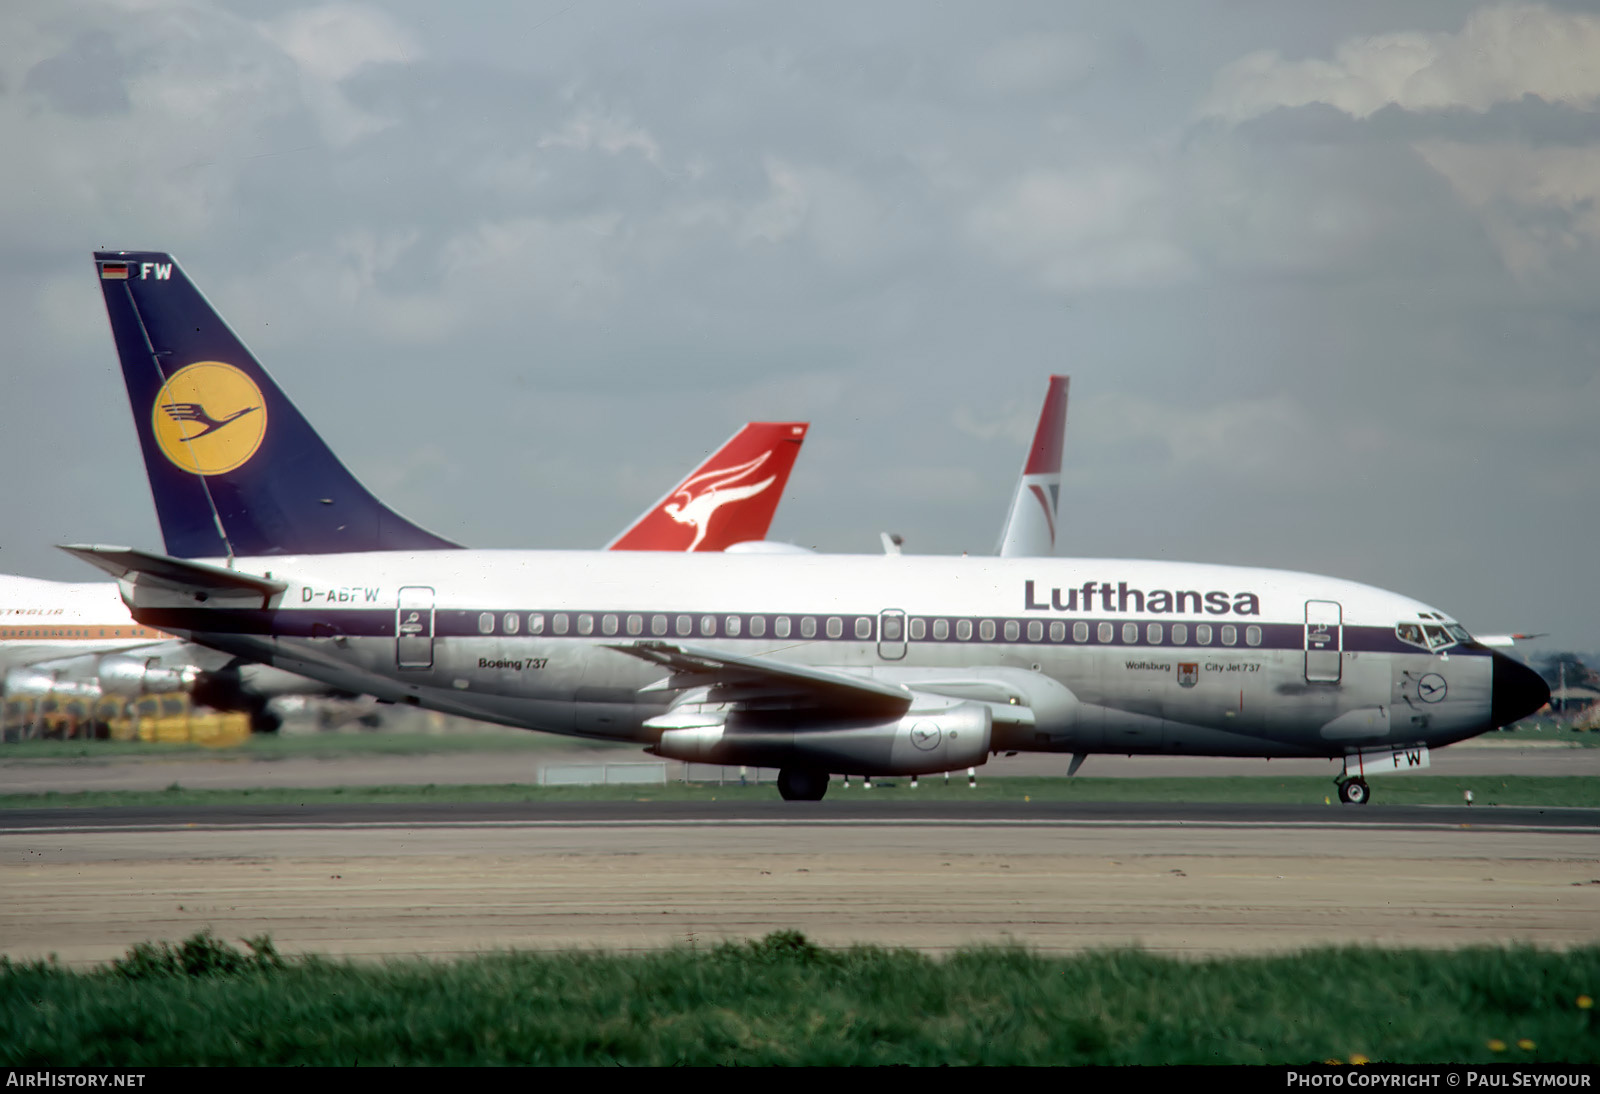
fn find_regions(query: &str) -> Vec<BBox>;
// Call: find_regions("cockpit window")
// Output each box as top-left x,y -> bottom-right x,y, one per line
1397,621 -> 1458,652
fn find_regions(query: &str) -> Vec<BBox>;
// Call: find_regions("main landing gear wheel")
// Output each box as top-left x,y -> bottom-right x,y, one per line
777,767 -> 830,802
1338,778 -> 1371,805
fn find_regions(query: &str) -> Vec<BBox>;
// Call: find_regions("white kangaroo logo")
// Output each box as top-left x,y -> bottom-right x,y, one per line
662,451 -> 777,551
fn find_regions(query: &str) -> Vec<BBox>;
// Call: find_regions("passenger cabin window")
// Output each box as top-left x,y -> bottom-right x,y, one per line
1122,622 -> 1138,644
675,615 -> 692,636
1073,621 -> 1088,642
1147,623 -> 1163,644
800,617 -> 817,639
529,613 -> 545,635
856,617 -> 874,640
749,616 -> 767,638
1221,625 -> 1237,646
1097,622 -> 1114,643
478,612 -> 495,635
627,614 -> 642,636
1028,621 -> 1043,642
826,617 -> 842,639
909,618 -> 925,640
1172,623 -> 1188,644
1004,620 -> 1020,641
957,620 -> 973,641
553,613 -> 569,636
602,614 -> 618,636
701,615 -> 716,636
578,614 -> 594,636
1246,625 -> 1262,647
651,615 -> 668,636
1049,621 -> 1065,642
504,613 -> 520,635
980,620 -> 996,641
775,617 -> 791,638
726,616 -> 741,637
933,619 -> 949,640
1196,624 -> 1212,645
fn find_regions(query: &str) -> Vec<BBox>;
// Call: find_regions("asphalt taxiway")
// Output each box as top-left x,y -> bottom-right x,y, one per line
3,798 -> 1597,966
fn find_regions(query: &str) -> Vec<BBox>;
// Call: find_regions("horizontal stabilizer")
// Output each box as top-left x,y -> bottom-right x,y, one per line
58,544 -> 286,602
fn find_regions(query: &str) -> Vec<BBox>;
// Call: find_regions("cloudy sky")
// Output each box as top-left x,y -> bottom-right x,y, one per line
4,1 -> 1597,651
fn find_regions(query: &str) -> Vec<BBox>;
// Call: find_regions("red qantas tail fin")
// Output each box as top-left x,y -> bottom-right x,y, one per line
607,423 -> 808,551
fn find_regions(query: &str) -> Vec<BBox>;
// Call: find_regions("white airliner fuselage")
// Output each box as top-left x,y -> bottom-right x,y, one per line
99,548 -> 1542,793
0,577 -> 161,664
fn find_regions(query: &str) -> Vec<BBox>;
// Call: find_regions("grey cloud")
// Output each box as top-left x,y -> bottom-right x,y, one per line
0,0 -> 1594,652
23,30 -> 129,116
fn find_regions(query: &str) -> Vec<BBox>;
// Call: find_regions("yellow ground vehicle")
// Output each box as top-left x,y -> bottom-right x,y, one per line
3,692 -> 246,747
130,695 -> 248,747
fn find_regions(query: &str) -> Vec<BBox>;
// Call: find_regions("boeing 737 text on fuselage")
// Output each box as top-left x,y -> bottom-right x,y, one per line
73,251 -> 1549,802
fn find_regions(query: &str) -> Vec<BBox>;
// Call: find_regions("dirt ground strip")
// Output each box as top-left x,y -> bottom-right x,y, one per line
3,823 -> 1597,965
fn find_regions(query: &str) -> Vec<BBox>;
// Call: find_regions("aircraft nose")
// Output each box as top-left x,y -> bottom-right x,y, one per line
1489,651 -> 1550,728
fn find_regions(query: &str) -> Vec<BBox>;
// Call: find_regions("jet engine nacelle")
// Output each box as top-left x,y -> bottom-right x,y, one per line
4,666 -> 100,700
96,654 -> 197,698
653,701 -> 993,776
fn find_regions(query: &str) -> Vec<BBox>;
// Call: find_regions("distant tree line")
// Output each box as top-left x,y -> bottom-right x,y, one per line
1533,652 -> 1599,691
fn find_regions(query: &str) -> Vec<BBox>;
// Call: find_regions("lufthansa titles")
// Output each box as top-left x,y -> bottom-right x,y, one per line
1024,580 -> 1260,616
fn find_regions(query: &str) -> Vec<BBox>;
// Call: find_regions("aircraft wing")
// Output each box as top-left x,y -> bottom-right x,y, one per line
603,640 -> 911,718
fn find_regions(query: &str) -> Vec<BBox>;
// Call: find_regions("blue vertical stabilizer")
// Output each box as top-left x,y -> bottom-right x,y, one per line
93,251 -> 460,558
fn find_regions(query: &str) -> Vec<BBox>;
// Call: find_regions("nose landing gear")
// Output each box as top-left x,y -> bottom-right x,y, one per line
1336,777 -> 1371,805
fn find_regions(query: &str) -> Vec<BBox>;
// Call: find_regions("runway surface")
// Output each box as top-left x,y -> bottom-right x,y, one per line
4,799 -> 1598,966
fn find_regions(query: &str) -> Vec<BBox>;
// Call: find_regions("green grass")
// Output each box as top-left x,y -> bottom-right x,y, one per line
1484,720 -> 1600,747
2,932 -> 1595,1065
3,774 -> 1596,810
0,730 -> 623,762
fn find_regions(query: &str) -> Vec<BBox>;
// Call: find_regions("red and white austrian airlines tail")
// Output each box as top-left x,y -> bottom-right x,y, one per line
607,423 -> 808,552
996,375 -> 1068,557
